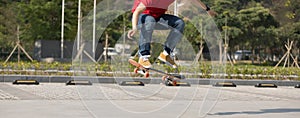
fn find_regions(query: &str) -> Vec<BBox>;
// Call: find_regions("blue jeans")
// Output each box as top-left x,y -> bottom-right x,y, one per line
138,14 -> 185,56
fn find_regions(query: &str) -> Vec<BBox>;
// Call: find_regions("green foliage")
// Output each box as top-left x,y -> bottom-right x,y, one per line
0,61 -> 299,80
0,1 -> 18,51
236,3 -> 279,50
17,0 -> 61,40
0,61 -> 112,76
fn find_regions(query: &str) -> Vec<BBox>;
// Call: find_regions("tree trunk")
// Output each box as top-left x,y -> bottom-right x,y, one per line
251,46 -> 255,64
219,40 -> 223,64
194,40 -> 204,63
105,32 -> 108,63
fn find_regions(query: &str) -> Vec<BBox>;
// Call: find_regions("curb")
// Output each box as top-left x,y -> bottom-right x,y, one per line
1,75 -> 299,86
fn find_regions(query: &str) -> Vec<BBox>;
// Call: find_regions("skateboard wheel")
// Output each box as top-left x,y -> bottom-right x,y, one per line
134,68 -> 138,74
165,79 -> 170,86
164,78 -> 176,86
145,71 -> 150,78
172,80 -> 177,86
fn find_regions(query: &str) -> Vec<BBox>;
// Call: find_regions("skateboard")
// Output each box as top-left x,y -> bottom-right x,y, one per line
128,59 -> 185,86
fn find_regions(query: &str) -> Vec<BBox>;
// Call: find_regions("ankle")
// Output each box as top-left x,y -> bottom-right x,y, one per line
140,55 -> 150,60
163,50 -> 169,56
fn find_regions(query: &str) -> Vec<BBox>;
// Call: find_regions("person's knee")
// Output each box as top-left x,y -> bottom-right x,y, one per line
175,19 -> 185,32
141,15 -> 156,30
141,15 -> 156,24
145,16 -> 156,23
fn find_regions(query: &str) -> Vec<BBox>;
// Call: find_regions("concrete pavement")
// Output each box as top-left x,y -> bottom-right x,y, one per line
0,83 -> 300,118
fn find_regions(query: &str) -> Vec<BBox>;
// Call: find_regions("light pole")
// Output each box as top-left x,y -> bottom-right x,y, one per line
174,0 -> 178,16
77,0 -> 81,51
61,0 -> 65,59
93,0 -> 97,58
174,0 -> 184,16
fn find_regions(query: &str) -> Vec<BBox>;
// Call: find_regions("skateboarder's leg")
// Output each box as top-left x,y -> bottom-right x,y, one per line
138,14 -> 156,68
160,14 -> 185,53
157,14 -> 185,68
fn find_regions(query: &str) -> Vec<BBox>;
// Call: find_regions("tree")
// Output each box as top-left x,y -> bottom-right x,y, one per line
236,2 -> 279,63
212,0 -> 243,62
0,1 -> 18,52
280,22 -> 300,55
17,0 -> 62,41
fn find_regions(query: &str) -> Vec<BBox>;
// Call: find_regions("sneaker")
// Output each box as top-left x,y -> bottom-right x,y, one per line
138,57 -> 152,68
158,51 -> 177,68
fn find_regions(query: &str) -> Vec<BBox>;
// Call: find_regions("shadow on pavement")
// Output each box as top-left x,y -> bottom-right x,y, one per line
211,108 -> 300,116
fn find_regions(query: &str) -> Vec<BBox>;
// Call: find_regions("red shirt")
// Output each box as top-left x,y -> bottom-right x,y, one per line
132,0 -> 174,18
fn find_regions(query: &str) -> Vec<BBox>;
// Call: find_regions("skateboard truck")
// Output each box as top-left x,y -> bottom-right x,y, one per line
134,67 -> 150,78
162,76 -> 177,86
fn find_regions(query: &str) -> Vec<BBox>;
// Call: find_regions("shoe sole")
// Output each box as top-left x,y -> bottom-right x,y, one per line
138,63 -> 151,68
158,57 -> 177,68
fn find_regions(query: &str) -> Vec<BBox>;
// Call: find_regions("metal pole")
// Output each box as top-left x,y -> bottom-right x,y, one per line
61,0 -> 65,59
123,14 -> 126,56
77,0 -> 81,51
174,0 -> 177,16
93,0 -> 96,58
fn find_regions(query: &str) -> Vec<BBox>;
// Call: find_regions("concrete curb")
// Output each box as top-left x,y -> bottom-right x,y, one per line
1,75 -> 299,86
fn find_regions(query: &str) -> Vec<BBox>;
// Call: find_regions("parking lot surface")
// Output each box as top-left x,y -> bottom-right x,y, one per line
0,82 -> 299,118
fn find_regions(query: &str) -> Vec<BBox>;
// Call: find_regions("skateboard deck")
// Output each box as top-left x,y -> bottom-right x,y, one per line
128,59 -> 185,86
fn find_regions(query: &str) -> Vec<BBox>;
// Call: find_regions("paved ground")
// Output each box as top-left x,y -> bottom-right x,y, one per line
0,82 -> 299,118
